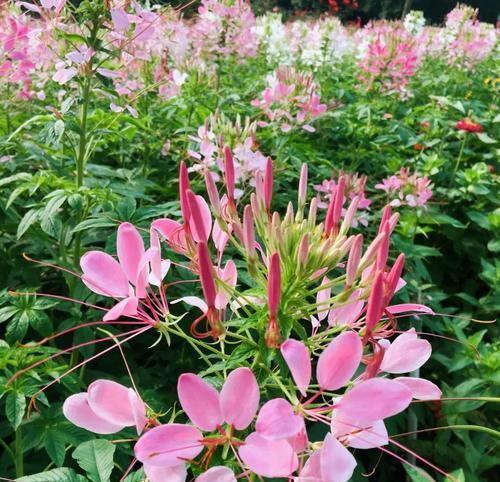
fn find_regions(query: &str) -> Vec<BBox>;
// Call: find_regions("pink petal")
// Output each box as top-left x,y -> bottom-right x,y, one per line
88,380 -> 145,427
255,398 -> 304,440
152,218 -> 182,240
172,296 -> 208,313
380,329 -> 432,374
220,367 -> 259,430
338,378 -> 412,422
196,466 -> 236,482
299,449 -> 321,479
177,373 -> 222,431
239,432 -> 298,477
320,434 -> 357,482
80,251 -> 129,297
328,290 -> 364,327
280,339 -> 311,397
128,388 -> 148,435
394,377 -> 442,401
63,393 -> 124,434
215,260 -> 237,310
143,463 -> 187,482
348,420 -> 388,449
134,423 -> 203,467
317,331 -> 363,391
316,277 -> 331,322
386,303 -> 434,315
111,8 -> 130,32
117,222 -> 146,295
103,296 -> 138,321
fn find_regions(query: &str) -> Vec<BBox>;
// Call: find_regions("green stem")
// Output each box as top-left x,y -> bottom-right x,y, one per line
15,426 -> 23,478
450,135 -> 466,187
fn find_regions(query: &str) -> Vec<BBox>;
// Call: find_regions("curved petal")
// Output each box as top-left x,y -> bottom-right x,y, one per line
316,277 -> 331,321
220,367 -> 259,430
134,423 -> 203,467
338,378 -> 412,422
88,380 -> 144,427
328,290 -> 364,327
394,377 -> 442,401
320,434 -> 356,482
196,466 -> 236,482
317,331 -> 362,391
63,393 -> 124,434
299,449 -> 321,480
386,303 -> 434,315
143,463 -> 187,482
172,296 -> 208,313
348,420 -> 388,449
280,339 -> 311,397
103,296 -> 139,321
215,260 -> 237,310
80,251 -> 129,297
117,223 -> 146,290
128,388 -> 148,435
177,373 -> 222,431
255,398 -> 304,440
380,329 -> 432,374
152,218 -> 183,240
239,432 -> 298,478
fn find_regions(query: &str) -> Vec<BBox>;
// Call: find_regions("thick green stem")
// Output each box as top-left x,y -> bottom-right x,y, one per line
15,426 -> 23,478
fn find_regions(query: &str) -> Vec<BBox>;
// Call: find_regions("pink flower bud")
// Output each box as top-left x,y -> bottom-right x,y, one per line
388,212 -> 400,232
298,234 -> 309,267
264,157 -> 273,214
331,175 -> 345,237
186,190 -> 211,243
179,161 -> 191,225
346,234 -> 363,287
298,163 -> 308,207
375,222 -> 390,271
360,232 -> 385,268
243,205 -> 256,260
198,242 -> 216,308
385,253 -> 405,301
340,195 -> 360,233
308,196 -> 317,226
223,145 -> 235,206
204,170 -> 221,217
378,205 -> 392,234
267,253 -> 281,318
365,271 -> 384,336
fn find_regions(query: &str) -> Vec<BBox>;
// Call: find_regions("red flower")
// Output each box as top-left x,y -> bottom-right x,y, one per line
456,119 -> 483,133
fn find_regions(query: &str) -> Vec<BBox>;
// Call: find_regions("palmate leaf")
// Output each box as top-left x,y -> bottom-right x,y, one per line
73,440 -> 116,482
19,468 -> 88,482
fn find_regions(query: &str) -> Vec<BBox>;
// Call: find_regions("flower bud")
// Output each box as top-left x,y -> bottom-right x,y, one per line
264,157 -> 273,214
204,170 -> 221,217
346,234 -> 363,287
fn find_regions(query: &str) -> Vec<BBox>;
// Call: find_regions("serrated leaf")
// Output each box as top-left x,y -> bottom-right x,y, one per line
73,439 -> 116,482
6,391 -> 26,430
18,467 -> 87,482
17,209 -> 40,239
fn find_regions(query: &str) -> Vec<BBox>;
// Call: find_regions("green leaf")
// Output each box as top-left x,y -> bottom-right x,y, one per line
476,132 -> 497,144
403,464 -> 433,481
18,468 -> 87,482
46,430 -> 67,467
73,439 -> 116,482
0,305 -> 19,323
5,391 -> 26,430
17,210 -> 40,239
116,197 -> 137,220
447,468 -> 465,482
6,311 -> 30,342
